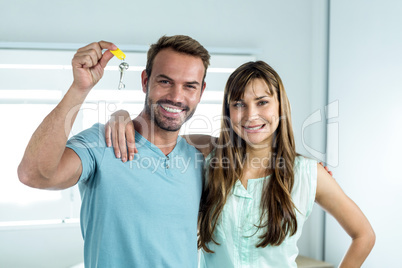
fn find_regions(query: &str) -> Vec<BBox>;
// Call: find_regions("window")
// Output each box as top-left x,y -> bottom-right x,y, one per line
0,45 -> 255,227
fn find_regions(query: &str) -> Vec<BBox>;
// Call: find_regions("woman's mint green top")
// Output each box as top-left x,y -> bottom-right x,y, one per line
199,155 -> 317,268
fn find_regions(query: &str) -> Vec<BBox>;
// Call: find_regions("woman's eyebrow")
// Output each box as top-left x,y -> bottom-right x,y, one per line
231,95 -> 270,102
254,95 -> 270,100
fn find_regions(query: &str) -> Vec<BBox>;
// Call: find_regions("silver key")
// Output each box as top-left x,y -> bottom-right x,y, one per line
118,61 -> 129,89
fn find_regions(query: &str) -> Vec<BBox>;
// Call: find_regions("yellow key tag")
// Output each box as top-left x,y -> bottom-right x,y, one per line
110,48 -> 126,60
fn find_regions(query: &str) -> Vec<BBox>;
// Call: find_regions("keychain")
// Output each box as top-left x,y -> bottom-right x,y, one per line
110,48 -> 129,90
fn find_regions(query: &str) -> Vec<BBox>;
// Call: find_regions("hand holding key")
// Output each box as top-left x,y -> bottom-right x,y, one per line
71,41 -> 117,92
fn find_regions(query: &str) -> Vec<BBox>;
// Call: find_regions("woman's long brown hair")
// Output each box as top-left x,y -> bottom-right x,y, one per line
198,61 -> 298,252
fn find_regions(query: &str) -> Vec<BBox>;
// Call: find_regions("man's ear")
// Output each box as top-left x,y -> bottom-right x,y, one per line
141,70 -> 148,93
199,82 -> 206,101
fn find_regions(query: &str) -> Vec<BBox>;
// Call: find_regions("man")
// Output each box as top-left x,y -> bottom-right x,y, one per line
18,35 -> 210,267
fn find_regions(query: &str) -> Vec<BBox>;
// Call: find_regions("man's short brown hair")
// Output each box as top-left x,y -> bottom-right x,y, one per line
146,35 -> 210,82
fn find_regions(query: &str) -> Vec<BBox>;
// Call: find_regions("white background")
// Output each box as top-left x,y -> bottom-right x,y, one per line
325,0 -> 402,266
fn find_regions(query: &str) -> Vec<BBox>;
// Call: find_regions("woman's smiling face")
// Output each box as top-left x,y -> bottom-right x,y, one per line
229,78 -> 280,148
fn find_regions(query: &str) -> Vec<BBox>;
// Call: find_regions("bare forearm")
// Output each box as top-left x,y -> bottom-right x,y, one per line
18,87 -> 87,183
339,232 -> 376,268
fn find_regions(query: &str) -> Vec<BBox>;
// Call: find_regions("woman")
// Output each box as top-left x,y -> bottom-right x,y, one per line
105,61 -> 375,267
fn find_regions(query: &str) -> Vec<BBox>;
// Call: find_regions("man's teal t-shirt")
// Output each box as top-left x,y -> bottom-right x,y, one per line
66,123 -> 204,268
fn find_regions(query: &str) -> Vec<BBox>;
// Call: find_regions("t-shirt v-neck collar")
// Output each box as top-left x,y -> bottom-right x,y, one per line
134,130 -> 182,158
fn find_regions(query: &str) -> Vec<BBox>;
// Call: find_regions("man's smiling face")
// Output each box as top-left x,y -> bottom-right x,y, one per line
142,48 -> 206,132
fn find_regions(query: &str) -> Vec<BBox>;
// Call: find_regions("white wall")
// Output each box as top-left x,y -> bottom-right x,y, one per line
0,0 -> 329,266
1,224 -> 83,268
326,0 -> 402,267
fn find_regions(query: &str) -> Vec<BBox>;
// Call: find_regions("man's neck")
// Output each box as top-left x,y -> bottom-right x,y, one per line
133,112 -> 180,155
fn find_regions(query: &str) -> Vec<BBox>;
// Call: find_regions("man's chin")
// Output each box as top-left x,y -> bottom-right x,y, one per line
155,119 -> 184,132
162,127 -> 181,132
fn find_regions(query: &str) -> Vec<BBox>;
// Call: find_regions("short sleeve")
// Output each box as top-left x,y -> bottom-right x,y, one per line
292,156 -> 318,219
66,123 -> 106,183
304,158 -> 318,218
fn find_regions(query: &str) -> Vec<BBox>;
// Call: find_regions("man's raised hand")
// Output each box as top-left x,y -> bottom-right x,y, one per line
71,41 -> 117,92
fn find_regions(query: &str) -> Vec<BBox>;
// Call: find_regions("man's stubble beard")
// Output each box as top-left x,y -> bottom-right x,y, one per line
144,89 -> 196,132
